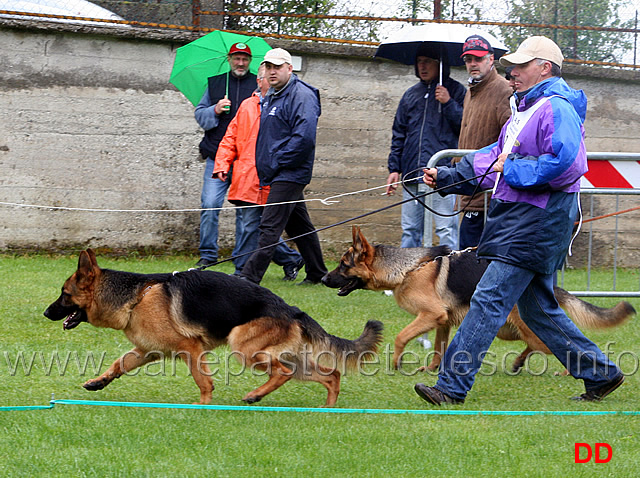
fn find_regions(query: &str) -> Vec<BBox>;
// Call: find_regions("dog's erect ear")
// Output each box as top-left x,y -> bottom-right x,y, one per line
352,225 -> 364,252
76,249 -> 98,288
85,249 -> 98,267
352,227 -> 375,266
351,225 -> 361,244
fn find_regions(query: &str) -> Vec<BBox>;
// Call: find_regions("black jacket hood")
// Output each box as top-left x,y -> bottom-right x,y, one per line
413,44 -> 451,80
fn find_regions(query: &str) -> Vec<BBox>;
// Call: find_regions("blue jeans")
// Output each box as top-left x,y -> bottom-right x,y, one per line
435,260 -> 622,400
401,183 -> 458,249
232,204 -> 302,274
199,158 -> 242,261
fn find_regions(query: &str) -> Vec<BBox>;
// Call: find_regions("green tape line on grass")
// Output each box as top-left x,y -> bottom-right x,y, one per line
0,403 -> 55,411
50,399 -> 640,416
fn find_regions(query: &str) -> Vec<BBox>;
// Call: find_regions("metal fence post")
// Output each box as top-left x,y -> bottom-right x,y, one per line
192,0 -> 200,30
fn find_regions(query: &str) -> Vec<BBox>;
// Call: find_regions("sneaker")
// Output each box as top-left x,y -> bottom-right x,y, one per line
414,383 -> 464,406
297,278 -> 322,286
571,374 -> 625,402
283,259 -> 305,281
195,258 -> 216,268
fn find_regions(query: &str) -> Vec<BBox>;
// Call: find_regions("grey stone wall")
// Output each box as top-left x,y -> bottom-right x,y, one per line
1,19 -> 638,265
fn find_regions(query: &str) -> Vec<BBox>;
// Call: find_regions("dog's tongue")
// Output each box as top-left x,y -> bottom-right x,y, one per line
63,312 -> 81,330
337,278 -> 359,296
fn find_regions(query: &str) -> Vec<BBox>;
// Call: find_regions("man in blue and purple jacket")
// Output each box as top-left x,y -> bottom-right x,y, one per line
415,36 -> 624,406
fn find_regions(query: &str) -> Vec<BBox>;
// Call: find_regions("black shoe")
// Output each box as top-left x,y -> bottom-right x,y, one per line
195,258 -> 216,268
571,374 -> 625,402
283,259 -> 305,281
297,278 -> 321,286
414,383 -> 464,406
236,275 -> 259,284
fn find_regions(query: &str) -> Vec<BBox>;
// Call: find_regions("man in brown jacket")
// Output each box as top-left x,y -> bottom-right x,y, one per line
456,35 -> 513,249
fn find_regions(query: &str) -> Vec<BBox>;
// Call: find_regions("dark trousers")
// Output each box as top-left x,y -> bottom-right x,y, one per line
459,211 -> 485,249
241,181 -> 327,284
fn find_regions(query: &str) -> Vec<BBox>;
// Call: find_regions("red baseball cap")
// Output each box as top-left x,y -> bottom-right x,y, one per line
228,42 -> 252,57
460,35 -> 494,58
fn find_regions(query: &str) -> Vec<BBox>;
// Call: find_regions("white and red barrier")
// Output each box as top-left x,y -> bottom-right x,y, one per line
581,159 -> 640,189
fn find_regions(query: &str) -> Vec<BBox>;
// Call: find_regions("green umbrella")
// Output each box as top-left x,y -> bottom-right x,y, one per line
169,31 -> 272,106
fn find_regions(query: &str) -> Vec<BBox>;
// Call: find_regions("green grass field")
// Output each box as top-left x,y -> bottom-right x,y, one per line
1,253 -> 638,477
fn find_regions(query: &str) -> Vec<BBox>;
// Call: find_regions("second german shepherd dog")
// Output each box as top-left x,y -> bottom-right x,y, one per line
44,249 -> 383,406
323,227 -> 635,372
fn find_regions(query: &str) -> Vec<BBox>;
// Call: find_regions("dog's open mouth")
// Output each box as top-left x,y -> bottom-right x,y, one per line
44,300 -> 88,329
337,278 -> 364,296
63,310 -> 86,330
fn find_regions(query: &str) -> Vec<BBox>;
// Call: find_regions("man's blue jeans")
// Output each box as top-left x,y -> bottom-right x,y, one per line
199,158 -> 242,261
435,260 -> 622,401
401,182 -> 458,249
232,205 -> 302,274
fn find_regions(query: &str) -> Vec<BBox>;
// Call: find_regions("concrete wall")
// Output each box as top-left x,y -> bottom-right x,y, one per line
1,19 -> 639,266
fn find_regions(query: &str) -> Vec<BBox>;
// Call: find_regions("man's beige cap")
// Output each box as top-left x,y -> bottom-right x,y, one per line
499,36 -> 564,68
261,48 -> 292,66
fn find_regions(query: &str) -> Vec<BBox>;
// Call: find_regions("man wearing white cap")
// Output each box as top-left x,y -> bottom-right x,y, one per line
239,48 -> 328,285
415,36 -> 624,406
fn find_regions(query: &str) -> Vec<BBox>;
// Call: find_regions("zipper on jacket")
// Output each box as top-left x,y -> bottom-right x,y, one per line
233,76 -> 239,115
418,86 -> 430,169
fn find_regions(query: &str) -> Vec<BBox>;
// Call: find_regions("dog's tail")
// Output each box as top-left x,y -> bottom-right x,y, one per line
555,286 -> 636,329
299,314 -> 384,369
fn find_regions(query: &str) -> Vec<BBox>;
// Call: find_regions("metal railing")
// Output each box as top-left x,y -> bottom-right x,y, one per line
424,149 -> 640,298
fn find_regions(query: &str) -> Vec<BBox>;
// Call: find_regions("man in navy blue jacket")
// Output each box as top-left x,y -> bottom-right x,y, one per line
385,46 -> 465,250
239,48 -> 328,285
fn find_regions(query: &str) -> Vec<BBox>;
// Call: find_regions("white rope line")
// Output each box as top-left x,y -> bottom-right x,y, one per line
0,200 -> 261,213
0,178 -> 419,213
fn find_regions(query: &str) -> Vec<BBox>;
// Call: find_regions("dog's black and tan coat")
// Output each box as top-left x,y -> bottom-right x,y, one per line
44,249 -> 383,405
323,226 -> 635,372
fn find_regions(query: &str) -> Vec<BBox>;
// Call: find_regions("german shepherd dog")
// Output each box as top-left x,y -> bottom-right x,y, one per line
322,227 -> 635,372
44,249 -> 383,406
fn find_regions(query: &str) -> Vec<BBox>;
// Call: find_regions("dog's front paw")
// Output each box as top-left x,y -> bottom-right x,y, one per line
511,362 -> 524,374
241,394 -> 262,404
83,378 -> 107,391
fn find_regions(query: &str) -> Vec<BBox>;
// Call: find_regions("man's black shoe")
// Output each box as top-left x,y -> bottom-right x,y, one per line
414,383 -> 464,406
297,278 -> 321,286
571,374 -> 625,402
236,275 -> 259,284
195,258 -> 216,268
283,259 -> 305,281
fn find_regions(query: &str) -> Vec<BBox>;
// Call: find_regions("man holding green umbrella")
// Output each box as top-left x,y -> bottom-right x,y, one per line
194,42 -> 257,268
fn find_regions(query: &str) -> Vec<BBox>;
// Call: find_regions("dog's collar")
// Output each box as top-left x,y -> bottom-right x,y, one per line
415,247 -> 478,271
131,285 -> 155,311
